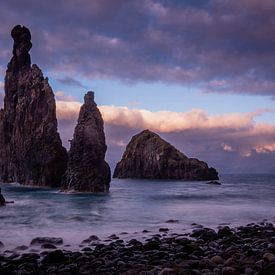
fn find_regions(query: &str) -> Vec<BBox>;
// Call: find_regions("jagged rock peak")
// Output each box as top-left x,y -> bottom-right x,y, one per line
62,91 -> 111,192
113,129 -> 219,181
8,25 -> 32,72
0,25 -> 68,187
84,91 -> 94,104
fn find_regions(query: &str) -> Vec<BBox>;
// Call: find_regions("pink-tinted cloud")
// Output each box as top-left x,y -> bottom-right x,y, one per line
53,100 -> 275,172
0,88 -> 274,172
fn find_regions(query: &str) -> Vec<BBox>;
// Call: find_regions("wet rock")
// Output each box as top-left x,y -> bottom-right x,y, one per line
90,235 -> 100,241
211,255 -> 224,265
159,228 -> 169,232
15,245 -> 28,251
1,223 -> 275,274
218,226 -> 234,237
191,228 -> 218,241
113,129 -> 219,180
261,262 -> 275,275
143,240 -> 160,251
81,247 -> 92,252
244,267 -> 254,275
128,239 -> 143,247
41,249 -> 66,264
206,181 -> 221,185
30,237 -> 63,246
108,234 -> 119,240
61,92 -> 111,192
41,243 -> 57,249
222,266 -> 238,275
158,267 -> 176,275
0,25 -> 67,186
165,219 -> 179,223
263,252 -> 275,262
0,191 -> 5,206
20,252 -> 40,262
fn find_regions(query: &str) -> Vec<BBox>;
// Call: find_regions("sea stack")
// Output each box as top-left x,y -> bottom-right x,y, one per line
62,92 -> 111,192
0,25 -> 67,186
113,130 -> 219,180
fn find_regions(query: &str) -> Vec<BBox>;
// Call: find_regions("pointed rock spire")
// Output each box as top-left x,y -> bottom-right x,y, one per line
9,25 -> 32,72
62,91 -> 111,192
0,25 -> 68,186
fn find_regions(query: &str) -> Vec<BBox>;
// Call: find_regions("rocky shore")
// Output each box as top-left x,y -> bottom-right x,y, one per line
0,222 -> 274,274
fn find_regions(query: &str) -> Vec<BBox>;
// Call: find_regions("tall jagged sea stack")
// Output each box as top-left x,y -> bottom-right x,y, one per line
0,25 -> 67,186
62,92 -> 111,192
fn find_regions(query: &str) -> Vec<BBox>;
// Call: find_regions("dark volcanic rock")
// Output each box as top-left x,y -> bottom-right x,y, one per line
0,188 -> 5,206
62,91 -> 111,192
0,25 -> 67,187
113,130 -> 218,180
30,237 -> 63,246
41,250 -> 67,264
0,223 -> 274,274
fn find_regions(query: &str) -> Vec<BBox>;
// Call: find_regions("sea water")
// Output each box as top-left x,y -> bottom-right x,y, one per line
0,174 -> 274,249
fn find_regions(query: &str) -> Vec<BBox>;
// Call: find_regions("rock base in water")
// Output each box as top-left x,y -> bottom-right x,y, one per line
0,25 -> 67,187
114,129 -> 219,180
62,92 -> 111,192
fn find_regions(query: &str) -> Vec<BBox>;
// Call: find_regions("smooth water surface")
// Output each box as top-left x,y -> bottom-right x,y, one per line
0,174 -> 274,249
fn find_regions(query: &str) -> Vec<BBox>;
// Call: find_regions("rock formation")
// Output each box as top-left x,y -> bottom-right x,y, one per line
0,188 -> 6,206
113,130 -> 219,180
0,25 -> 67,186
62,91 -> 111,192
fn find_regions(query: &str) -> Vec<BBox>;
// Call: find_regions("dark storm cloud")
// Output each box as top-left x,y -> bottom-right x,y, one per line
1,0 -> 275,95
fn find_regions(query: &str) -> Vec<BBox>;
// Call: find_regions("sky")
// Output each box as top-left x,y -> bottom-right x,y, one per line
0,0 -> 275,173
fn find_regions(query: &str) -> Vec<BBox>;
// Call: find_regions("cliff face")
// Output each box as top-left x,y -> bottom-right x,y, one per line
0,25 -> 67,186
113,130 -> 219,180
62,92 -> 111,192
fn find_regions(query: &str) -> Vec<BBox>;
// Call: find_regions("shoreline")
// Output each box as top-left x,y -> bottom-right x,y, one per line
0,222 -> 274,274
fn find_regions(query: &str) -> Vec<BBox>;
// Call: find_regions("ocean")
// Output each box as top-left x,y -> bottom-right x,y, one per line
0,174 -> 274,249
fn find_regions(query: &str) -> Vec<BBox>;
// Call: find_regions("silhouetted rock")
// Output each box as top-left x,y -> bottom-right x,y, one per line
41,249 -> 67,264
30,237 -> 63,246
206,180 -> 221,185
0,188 -> 5,206
0,25 -> 67,186
113,130 -> 219,180
62,91 -> 111,192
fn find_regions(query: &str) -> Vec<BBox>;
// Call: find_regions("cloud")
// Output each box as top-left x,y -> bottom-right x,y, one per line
56,76 -> 87,89
0,0 -> 275,96
0,88 -> 274,172
0,1 -> 275,172
99,105 -> 270,132
56,100 -> 81,121
222,143 -> 235,152
54,100 -> 275,172
254,143 -> 275,154
55,91 -> 77,102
